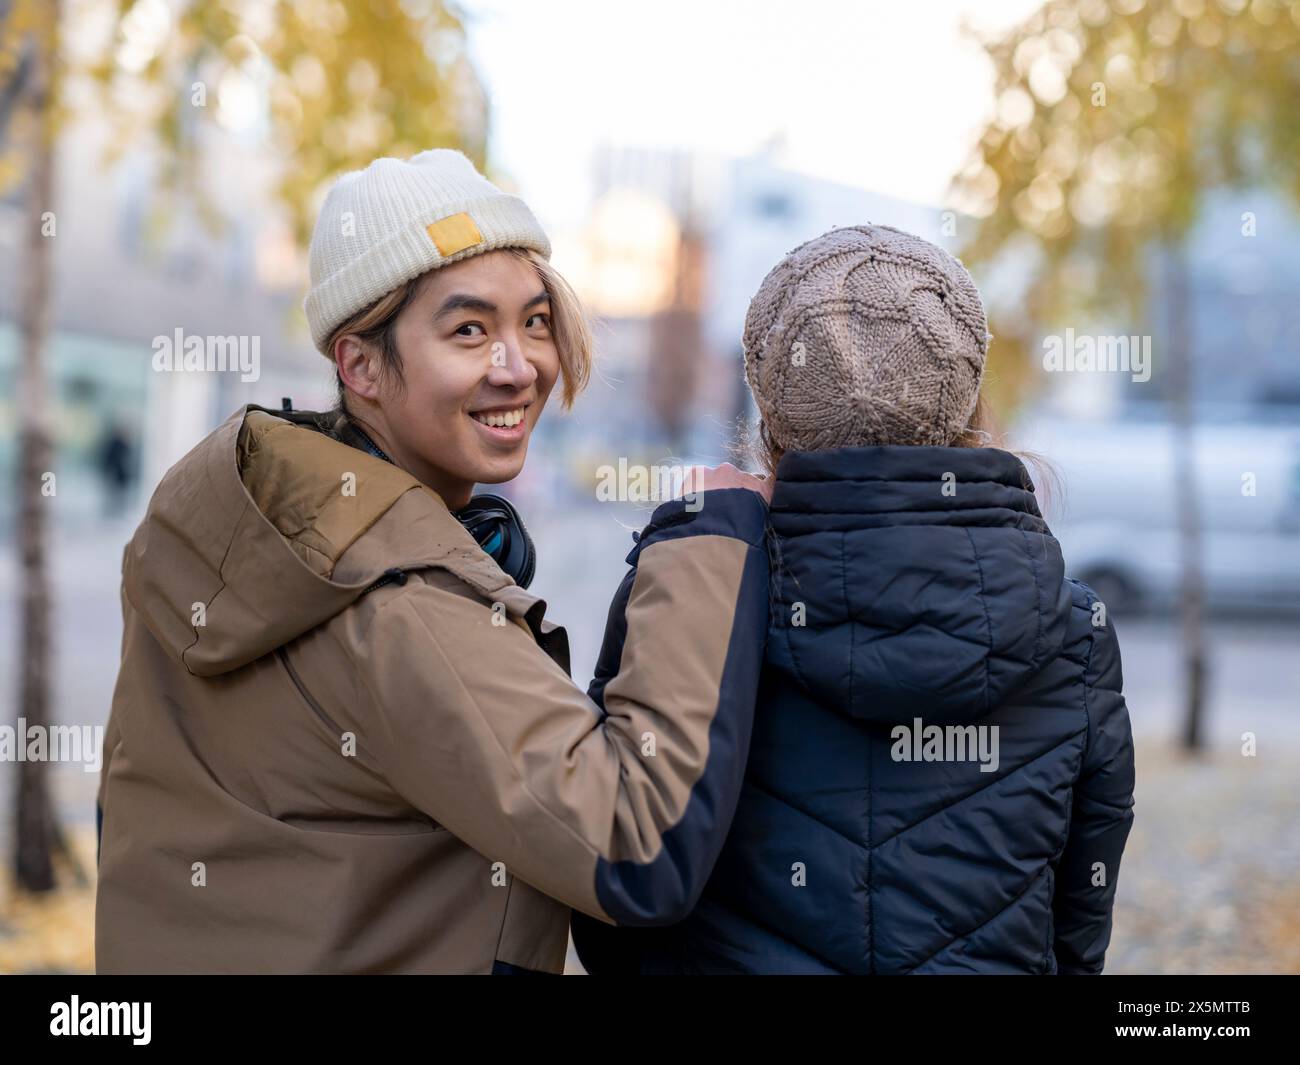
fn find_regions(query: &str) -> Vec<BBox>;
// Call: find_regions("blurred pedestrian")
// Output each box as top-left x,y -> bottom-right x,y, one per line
96,419 -> 135,517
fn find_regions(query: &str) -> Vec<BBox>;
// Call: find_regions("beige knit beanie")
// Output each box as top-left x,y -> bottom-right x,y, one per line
742,224 -> 990,451
304,148 -> 551,356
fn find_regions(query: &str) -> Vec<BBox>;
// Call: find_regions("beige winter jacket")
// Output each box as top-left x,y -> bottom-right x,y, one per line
95,404 -> 770,973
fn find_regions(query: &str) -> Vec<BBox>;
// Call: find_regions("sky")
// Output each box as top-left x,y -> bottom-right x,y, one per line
463,0 -> 1045,231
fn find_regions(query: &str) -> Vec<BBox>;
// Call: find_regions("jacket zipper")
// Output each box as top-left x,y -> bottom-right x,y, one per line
361,567 -> 408,595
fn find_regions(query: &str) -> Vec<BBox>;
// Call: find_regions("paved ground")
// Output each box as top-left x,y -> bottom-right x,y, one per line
1106,743 -> 1300,975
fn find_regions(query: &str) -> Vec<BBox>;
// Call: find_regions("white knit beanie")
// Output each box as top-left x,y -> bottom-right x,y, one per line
303,148 -> 552,357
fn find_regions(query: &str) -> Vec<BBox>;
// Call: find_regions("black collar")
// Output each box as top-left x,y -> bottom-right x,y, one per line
348,423 -> 396,466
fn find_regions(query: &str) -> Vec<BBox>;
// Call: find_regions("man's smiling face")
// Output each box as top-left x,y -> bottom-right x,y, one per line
351,250 -> 561,509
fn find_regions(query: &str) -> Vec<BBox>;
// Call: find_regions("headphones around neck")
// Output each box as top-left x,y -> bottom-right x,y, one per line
454,493 -> 537,590
314,404 -> 537,589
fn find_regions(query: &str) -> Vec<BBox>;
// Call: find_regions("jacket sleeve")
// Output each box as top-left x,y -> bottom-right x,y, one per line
350,488 -> 770,927
1052,608 -> 1136,974
570,559 -> 689,973
97,568 -> 131,867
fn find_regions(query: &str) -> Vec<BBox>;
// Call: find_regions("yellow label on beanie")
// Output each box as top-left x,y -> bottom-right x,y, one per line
426,212 -> 483,256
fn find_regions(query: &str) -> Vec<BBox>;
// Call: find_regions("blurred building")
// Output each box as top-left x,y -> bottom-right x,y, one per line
1016,187 -> 1300,613
0,116 -> 316,529
1032,187 -> 1300,422
0,11 -> 490,530
550,144 -> 961,480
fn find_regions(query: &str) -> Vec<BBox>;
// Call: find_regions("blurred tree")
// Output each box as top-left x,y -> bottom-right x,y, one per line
1,0 -> 72,895
0,0 -> 486,893
953,0 -> 1300,752
83,0 -> 487,244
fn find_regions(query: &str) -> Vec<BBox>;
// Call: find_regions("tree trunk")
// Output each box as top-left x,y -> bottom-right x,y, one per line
13,0 -> 62,893
1166,238 -> 1208,752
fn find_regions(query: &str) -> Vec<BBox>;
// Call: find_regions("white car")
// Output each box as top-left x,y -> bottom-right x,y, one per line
1013,413 -> 1300,615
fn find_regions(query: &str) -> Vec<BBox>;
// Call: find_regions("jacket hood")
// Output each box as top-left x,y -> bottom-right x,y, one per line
122,404 -> 520,677
767,445 -> 1071,726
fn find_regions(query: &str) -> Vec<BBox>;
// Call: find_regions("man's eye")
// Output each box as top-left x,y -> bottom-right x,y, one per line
526,313 -> 551,330
455,322 -> 486,337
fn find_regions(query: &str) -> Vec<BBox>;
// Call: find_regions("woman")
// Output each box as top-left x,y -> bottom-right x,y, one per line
95,149 -> 771,974
573,224 -> 1137,974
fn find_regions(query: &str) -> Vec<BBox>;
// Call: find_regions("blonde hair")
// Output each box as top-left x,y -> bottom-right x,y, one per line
751,392 -> 1058,512
325,247 -> 593,409
755,393 -> 1010,475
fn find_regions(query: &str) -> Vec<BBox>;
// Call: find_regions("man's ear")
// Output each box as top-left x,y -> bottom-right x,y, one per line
335,335 -> 382,401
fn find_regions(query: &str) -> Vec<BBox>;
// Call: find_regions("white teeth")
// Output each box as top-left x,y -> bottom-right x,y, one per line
472,408 -> 524,428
